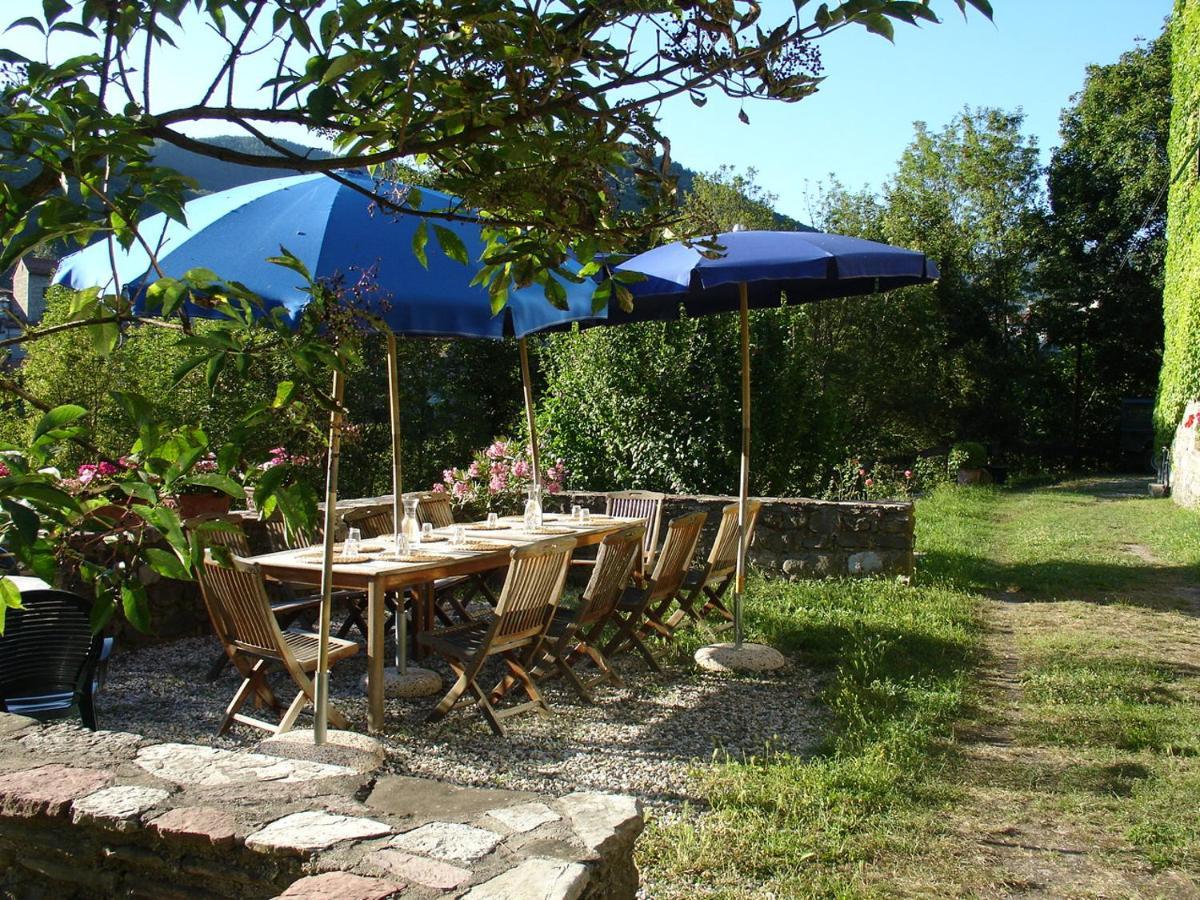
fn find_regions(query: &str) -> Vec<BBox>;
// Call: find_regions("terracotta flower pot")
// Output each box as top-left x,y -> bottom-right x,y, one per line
177,492 -> 233,519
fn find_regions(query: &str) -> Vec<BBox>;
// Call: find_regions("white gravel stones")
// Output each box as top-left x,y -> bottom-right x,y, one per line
258,729 -> 384,774
486,800 -> 560,834
245,810 -> 392,854
558,792 -> 641,854
389,821 -> 503,862
694,642 -> 786,673
136,742 -> 355,786
461,858 -> 589,900
70,785 -> 170,832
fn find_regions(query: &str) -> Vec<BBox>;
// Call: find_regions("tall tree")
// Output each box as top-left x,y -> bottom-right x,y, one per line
1037,27 -> 1171,465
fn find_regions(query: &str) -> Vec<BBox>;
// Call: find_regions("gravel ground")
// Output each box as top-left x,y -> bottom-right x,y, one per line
101,614 -> 828,814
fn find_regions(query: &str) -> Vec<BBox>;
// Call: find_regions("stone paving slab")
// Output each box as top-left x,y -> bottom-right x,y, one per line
137,742 -> 357,786
366,849 -> 473,890
148,806 -> 240,848
558,792 -> 642,855
462,857 -> 590,900
71,784 -> 171,832
367,775 -> 539,825
389,821 -> 504,862
0,764 -> 113,818
247,810 -> 393,855
274,871 -> 405,899
486,801 -> 561,834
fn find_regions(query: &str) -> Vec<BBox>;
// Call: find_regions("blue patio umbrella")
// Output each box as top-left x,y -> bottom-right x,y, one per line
55,171 -> 603,739
604,228 -> 939,663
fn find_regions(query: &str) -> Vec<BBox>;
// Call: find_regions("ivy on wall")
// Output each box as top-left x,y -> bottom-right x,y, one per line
1156,0 -> 1200,444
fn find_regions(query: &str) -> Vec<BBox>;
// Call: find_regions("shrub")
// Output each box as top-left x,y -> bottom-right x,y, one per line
436,438 -> 568,518
950,441 -> 988,469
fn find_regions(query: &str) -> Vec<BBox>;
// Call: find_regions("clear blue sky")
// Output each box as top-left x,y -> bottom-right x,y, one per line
4,0 -> 1174,221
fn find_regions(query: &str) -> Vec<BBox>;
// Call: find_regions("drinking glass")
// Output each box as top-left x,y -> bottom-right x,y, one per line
396,534 -> 411,557
487,512 -> 499,528
344,527 -> 361,555
571,504 -> 583,524
421,522 -> 433,543
451,525 -> 466,548
580,508 -> 591,524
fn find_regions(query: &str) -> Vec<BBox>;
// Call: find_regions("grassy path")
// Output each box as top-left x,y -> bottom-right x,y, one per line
636,479 -> 1200,897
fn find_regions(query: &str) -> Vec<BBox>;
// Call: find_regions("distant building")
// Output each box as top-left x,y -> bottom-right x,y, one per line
0,255 -> 58,362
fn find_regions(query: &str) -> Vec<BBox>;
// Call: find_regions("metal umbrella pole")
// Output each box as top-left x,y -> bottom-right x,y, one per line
385,332 -> 406,675
734,282 -> 750,649
518,337 -> 542,487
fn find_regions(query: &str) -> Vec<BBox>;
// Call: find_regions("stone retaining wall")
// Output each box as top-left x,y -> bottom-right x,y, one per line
553,492 -> 915,579
1171,399 -> 1200,508
0,714 -> 643,899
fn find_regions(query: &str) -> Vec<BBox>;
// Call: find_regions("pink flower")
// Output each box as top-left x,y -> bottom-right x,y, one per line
467,461 -> 480,478
0,461 -> 10,478
904,470 -> 913,479
453,481 -> 470,498
1187,414 -> 1197,429
77,464 -> 98,484
97,461 -> 120,477
490,460 -> 509,477
865,478 -> 874,487
269,447 -> 286,456
488,473 -> 507,494
442,468 -> 456,484
431,482 -> 446,493
545,481 -> 561,494
857,467 -> 866,477
194,455 -> 218,474
485,441 -> 509,460
512,459 -> 530,478
118,456 -> 137,470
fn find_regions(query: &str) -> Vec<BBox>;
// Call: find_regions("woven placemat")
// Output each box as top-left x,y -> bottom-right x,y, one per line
464,522 -> 507,531
377,551 -> 454,564
453,540 -> 509,552
297,552 -> 372,564
525,525 -> 575,535
418,534 -> 448,543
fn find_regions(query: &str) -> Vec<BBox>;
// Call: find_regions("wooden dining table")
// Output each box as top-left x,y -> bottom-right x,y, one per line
245,512 -> 643,732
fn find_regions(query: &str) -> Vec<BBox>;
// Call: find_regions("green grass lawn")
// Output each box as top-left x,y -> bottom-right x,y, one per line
637,480 -> 1200,897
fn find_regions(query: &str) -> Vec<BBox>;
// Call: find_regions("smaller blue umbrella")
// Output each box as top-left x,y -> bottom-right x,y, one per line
601,228 -> 939,662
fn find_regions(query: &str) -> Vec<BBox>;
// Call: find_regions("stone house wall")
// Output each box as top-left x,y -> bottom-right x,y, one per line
1171,399 -> 1200,508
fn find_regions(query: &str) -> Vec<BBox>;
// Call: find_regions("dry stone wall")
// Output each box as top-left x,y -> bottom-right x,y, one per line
0,714 -> 643,899
554,492 -> 915,579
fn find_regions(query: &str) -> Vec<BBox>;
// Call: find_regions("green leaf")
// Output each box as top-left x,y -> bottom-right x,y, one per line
272,380 -> 297,408
121,582 -> 150,632
183,267 -> 219,288
266,248 -> 312,280
144,547 -> 191,582
543,277 -> 568,310
0,577 -> 21,635
432,224 -> 470,265
1,498 -> 39,546
181,473 -> 243,499
6,17 -> 46,34
412,219 -> 429,269
33,405 -> 86,441
321,52 -> 363,84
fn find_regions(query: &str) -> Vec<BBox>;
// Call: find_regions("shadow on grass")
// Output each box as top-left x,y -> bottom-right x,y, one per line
920,549 -> 1198,612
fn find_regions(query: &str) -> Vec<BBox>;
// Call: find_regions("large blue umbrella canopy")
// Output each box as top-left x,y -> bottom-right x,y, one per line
54,172 -> 603,338
606,228 -> 938,320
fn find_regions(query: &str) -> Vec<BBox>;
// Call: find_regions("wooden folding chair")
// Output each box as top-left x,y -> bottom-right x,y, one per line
572,491 -> 664,581
196,551 -> 359,736
336,504 -> 405,639
603,511 -> 706,672
670,500 -> 763,632
418,536 -> 575,736
531,524 -> 643,702
412,490 -> 501,622
187,515 -> 325,683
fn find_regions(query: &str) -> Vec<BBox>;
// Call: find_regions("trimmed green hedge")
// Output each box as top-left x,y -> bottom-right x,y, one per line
1156,0 -> 1200,444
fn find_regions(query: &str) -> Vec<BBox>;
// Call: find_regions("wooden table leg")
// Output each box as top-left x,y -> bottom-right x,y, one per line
367,579 -> 385,732
413,582 -> 432,660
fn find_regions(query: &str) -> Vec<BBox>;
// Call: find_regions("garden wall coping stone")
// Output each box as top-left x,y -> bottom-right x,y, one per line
0,714 -> 643,899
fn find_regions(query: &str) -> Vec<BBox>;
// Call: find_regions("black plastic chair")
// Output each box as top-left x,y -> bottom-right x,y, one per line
0,589 -> 112,730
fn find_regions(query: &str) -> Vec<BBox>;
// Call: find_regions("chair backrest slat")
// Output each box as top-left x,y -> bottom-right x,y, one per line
197,553 -> 285,657
409,491 -> 456,529
261,515 -> 318,552
706,500 -> 763,576
648,511 -> 706,603
185,514 -> 252,556
605,491 -> 665,568
344,505 -> 394,539
492,537 -> 575,643
0,590 -> 96,701
579,525 -> 644,624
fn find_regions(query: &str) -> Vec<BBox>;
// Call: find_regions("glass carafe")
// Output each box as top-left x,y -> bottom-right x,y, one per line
523,483 -> 543,532
402,496 -> 422,543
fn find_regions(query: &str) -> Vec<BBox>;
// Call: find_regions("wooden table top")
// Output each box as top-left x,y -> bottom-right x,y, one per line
246,513 -> 641,589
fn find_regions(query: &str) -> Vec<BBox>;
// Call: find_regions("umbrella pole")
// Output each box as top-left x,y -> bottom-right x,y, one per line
519,337 -> 541,488
315,367 -> 346,745
386,333 -> 406,675
735,282 -> 751,649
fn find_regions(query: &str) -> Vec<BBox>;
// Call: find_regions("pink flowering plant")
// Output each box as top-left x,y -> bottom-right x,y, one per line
822,455 -> 950,501
436,438 -> 568,517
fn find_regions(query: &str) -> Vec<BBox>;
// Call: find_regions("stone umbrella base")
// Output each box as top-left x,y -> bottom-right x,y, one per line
361,667 -> 443,699
695,642 -> 786,674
